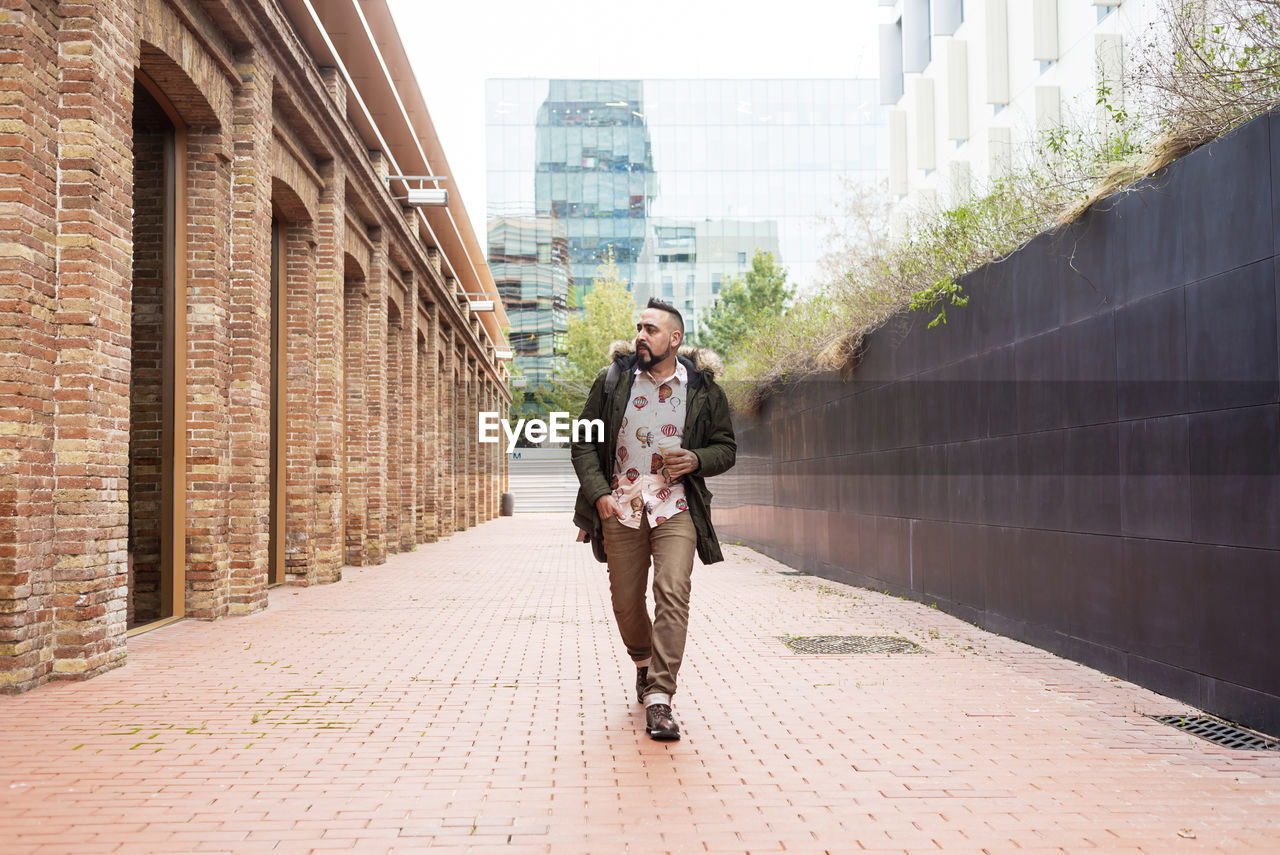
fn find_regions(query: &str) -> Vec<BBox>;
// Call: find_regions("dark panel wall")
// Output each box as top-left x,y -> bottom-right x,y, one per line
713,111 -> 1280,736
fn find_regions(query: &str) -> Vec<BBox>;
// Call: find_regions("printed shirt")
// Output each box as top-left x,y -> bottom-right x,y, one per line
610,361 -> 690,529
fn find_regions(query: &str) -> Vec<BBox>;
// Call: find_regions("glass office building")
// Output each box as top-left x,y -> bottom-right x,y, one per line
487,78 -> 886,387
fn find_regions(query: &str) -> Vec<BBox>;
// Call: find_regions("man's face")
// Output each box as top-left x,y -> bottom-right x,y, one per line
635,308 -> 681,370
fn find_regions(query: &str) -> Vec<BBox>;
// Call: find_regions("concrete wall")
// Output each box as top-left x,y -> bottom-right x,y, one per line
714,110 -> 1280,735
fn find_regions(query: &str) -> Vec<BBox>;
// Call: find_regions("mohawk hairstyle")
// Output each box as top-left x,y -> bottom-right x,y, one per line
645,297 -> 684,335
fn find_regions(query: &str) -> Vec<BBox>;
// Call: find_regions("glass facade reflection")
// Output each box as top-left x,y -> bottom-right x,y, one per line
487,78 -> 885,386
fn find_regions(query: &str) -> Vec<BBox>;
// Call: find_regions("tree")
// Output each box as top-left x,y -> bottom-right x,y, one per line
698,249 -> 795,358
528,249 -> 636,420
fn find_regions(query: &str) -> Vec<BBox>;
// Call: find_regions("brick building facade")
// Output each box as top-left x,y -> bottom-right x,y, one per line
0,0 -> 510,692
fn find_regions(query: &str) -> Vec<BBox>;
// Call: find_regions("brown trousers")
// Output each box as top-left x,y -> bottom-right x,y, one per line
601,511 -> 697,697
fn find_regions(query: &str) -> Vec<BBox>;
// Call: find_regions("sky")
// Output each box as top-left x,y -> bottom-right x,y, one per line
385,0 -> 880,241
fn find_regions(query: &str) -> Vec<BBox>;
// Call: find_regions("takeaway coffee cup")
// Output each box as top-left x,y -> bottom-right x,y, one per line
657,434 -> 681,479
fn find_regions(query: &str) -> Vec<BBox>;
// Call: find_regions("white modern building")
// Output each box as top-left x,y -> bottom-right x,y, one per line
878,0 -> 1162,223
632,218 -> 781,334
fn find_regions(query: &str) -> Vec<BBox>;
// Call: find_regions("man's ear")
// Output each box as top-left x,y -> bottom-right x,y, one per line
671,328 -> 683,349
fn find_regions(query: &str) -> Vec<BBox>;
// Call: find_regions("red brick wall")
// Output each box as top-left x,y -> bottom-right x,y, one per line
437,343 -> 448,537
399,293 -> 417,552
1,0 -> 510,694
343,272 -> 367,565
284,219 -> 317,584
313,161 -> 344,583
53,0 -> 137,678
227,50 -> 272,616
183,117 -> 233,621
416,328 -> 432,542
439,331 -> 456,536
385,298 -> 403,551
452,351 -> 466,533
0,0 -> 61,691
363,235 -> 388,562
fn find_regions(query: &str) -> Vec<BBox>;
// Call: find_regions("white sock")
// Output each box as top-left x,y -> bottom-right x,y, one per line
643,692 -> 671,707
635,658 -> 651,669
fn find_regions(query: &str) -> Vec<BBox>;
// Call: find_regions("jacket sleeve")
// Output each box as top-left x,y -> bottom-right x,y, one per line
692,383 -> 736,478
571,369 -> 612,504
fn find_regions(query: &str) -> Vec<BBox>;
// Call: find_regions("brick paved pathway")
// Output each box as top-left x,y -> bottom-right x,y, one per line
1,514 -> 1277,854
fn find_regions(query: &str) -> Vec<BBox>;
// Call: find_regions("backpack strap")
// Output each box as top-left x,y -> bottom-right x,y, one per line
604,361 -> 622,395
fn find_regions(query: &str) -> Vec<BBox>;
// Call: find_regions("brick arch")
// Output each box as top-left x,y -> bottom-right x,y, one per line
343,251 -> 365,282
137,43 -> 223,130
271,177 -> 312,225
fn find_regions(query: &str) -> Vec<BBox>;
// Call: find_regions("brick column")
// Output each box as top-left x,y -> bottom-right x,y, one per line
314,160 -> 344,582
483,378 -> 494,522
420,304 -> 439,542
490,382 -> 499,519
0,0 -> 61,692
364,231 -> 388,564
489,380 -> 497,520
439,327 -> 455,536
453,348 -> 467,531
343,274 -> 367,565
400,281 -> 417,552
501,393 -> 509,499
184,120 -> 234,619
385,299 -> 401,553
226,49 -> 273,615
477,379 -> 486,522
50,0 -> 137,677
319,67 -> 344,121
415,324 -> 430,542
470,360 -> 480,528
284,221 -> 317,584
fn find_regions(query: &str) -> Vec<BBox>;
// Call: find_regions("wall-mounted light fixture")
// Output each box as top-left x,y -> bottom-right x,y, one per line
494,349 -> 514,361
458,292 -> 496,313
388,174 -> 450,207
408,187 -> 448,206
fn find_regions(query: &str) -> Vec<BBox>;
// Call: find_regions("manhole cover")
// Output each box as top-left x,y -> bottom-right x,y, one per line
780,635 -> 927,655
1149,715 -> 1280,751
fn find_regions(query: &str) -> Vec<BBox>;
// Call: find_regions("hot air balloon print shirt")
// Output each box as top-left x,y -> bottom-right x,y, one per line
610,360 -> 689,529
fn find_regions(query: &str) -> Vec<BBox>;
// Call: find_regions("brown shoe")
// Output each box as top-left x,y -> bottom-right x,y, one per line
635,666 -> 648,704
645,703 -> 680,741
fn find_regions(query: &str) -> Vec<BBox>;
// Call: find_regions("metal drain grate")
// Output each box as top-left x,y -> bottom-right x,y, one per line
780,635 -> 927,655
1149,715 -> 1280,751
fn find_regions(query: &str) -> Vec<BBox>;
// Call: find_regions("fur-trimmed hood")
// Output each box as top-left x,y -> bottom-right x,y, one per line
607,339 -> 724,380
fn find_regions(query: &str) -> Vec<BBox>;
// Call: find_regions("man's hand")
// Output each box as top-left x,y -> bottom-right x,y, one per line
662,448 -> 700,479
595,494 -> 625,520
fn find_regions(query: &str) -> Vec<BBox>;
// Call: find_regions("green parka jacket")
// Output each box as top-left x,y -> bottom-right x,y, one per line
571,340 -> 737,565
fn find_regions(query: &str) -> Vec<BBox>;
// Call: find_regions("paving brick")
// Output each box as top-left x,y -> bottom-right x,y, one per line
0,514 -> 1277,851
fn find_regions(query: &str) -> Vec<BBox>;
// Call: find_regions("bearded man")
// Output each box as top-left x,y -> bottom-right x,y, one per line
571,298 -> 736,741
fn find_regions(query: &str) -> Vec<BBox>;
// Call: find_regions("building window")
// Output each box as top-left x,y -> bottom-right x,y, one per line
935,0 -> 963,35
878,19 -> 905,105
903,0 -> 932,72
712,274 -> 722,295
737,251 -> 747,266
662,277 -> 674,298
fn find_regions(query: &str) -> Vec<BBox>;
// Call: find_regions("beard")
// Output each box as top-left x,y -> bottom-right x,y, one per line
636,340 -> 669,369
